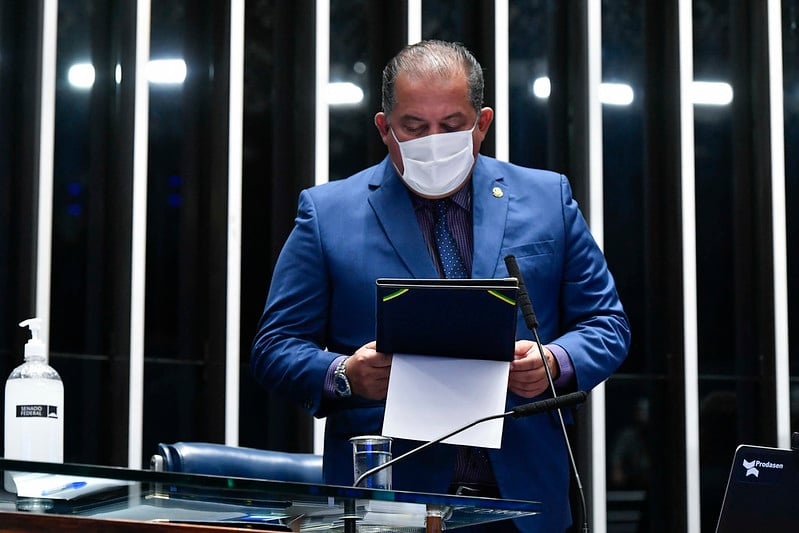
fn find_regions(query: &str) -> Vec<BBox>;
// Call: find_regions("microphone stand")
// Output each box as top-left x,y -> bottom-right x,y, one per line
529,312 -> 589,533
504,254 -> 590,533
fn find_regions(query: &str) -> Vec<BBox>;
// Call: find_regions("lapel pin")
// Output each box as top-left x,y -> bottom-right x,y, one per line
492,187 -> 504,198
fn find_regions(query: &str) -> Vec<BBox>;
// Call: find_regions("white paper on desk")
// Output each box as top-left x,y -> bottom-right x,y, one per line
13,473 -> 132,500
359,500 -> 427,527
382,354 -> 509,448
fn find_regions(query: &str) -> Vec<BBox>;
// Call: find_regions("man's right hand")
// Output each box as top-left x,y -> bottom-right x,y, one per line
346,341 -> 392,400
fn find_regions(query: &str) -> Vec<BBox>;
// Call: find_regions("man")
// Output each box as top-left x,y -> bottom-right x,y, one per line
252,40 -> 630,532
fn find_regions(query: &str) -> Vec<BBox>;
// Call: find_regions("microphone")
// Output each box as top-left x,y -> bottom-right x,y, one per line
504,254 -> 590,533
510,390 -> 587,418
506,256 -> 539,331
353,391 -> 588,488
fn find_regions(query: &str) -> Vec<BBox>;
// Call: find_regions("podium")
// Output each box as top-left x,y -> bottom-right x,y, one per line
0,457 -> 540,532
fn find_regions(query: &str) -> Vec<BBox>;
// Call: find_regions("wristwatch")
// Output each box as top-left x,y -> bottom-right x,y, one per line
333,357 -> 352,397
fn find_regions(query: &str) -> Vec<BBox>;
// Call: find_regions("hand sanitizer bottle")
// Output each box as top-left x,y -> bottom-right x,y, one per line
4,318 -> 64,493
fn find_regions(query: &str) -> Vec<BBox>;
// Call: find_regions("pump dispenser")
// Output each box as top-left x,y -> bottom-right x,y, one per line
19,318 -> 46,360
4,318 -> 64,492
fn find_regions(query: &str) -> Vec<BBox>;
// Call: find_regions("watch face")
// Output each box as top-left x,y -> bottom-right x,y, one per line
334,373 -> 351,397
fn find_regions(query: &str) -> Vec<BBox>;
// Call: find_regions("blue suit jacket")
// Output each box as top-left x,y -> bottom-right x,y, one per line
252,156 -> 630,532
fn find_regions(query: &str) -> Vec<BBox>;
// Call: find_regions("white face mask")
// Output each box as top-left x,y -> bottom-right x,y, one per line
391,121 -> 476,198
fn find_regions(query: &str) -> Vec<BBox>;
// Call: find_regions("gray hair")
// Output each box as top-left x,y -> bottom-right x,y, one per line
381,40 -> 484,117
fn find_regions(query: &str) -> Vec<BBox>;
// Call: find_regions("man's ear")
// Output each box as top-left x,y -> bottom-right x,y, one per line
374,112 -> 391,145
477,107 -> 494,133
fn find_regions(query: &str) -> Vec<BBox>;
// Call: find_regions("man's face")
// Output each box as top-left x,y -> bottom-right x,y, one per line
374,71 -> 494,177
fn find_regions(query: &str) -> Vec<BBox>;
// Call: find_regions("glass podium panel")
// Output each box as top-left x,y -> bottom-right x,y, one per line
0,458 -> 541,531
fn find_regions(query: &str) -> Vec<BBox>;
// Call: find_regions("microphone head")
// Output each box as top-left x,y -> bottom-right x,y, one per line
503,254 -> 519,278
510,391 -> 588,418
503,254 -> 539,330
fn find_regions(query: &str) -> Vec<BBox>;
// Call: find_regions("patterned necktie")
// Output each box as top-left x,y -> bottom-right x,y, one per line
433,199 -> 468,279
434,199 -> 487,483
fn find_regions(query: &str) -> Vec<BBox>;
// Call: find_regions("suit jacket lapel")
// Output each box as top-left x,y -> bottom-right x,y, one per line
471,157 -> 508,279
368,159 -> 439,278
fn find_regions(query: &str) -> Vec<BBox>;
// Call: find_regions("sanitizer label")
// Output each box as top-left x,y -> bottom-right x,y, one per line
15,405 -> 59,419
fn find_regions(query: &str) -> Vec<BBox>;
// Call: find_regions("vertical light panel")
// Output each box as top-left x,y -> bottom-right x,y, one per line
35,0 -> 58,355
314,0 -> 330,188
493,0 -> 509,162
313,0 -> 331,455
129,0 -> 152,469
586,1 -> 606,531
678,0 -> 701,529
407,0 -> 422,45
766,0 -> 790,449
225,0 -> 245,447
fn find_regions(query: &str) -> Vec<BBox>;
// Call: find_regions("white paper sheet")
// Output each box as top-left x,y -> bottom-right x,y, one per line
359,500 -> 427,527
12,473 -> 132,500
381,354 -> 510,448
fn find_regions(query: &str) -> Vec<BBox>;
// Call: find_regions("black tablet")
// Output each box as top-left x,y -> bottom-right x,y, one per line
375,278 -> 519,362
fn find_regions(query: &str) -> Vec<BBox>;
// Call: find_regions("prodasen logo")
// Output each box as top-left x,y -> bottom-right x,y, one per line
742,458 -> 784,478
743,459 -> 758,477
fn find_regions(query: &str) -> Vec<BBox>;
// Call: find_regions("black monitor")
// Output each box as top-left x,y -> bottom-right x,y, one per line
715,439 -> 799,532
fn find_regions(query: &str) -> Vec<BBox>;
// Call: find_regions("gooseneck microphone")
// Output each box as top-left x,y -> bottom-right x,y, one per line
504,254 -> 590,533
353,390 -> 588,488
510,390 -> 588,418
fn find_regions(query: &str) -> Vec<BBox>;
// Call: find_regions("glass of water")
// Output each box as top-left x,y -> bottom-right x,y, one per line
350,435 -> 393,489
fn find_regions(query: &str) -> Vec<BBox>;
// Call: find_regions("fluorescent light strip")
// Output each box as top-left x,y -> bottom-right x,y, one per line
67,60 -> 187,89
532,77 -> 637,106
587,1 -> 607,531
588,5 -> 605,248
225,0 -> 245,447
67,63 -> 95,88
599,83 -> 634,106
532,77 -> 551,98
35,0 -> 57,357
313,0 -> 331,456
315,0 -> 329,187
129,0 -> 151,469
532,78 -> 735,107
407,0 -> 422,45
767,0 -> 790,449
327,82 -> 364,105
494,0 -> 509,162
678,0 -> 701,530
690,81 -> 733,105
147,59 -> 186,84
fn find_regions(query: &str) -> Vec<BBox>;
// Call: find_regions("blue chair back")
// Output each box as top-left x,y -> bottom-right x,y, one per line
154,441 -> 323,484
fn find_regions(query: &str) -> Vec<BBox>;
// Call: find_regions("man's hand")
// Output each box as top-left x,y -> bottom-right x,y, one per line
508,340 -> 560,398
346,341 -> 392,400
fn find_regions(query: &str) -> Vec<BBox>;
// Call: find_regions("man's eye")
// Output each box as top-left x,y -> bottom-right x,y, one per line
443,123 -> 467,132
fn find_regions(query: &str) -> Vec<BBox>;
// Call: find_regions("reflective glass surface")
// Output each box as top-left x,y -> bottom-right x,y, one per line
693,1 -> 762,530
605,379 -> 665,532
422,0 -> 482,45
600,2 -> 668,531
329,0 -> 374,181
0,458 -> 540,532
784,1 -> 799,433
508,0 -> 551,168
693,0 -> 734,376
